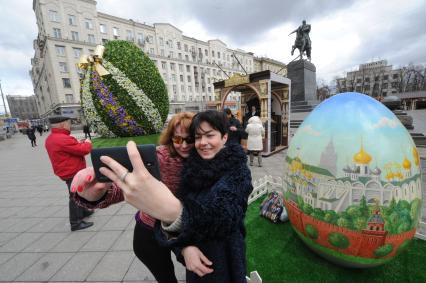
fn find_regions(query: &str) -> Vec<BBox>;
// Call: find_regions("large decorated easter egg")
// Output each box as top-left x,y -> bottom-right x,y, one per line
283,92 -> 422,267
80,40 -> 168,137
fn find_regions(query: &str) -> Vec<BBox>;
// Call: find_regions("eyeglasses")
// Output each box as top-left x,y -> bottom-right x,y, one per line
172,136 -> 194,144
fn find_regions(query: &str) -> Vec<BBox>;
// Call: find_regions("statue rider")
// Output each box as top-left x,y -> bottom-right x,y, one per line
289,20 -> 311,60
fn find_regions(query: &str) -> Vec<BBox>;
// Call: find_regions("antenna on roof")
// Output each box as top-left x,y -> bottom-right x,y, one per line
232,52 -> 248,75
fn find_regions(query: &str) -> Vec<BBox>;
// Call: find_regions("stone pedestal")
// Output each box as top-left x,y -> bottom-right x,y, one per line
287,60 -> 317,103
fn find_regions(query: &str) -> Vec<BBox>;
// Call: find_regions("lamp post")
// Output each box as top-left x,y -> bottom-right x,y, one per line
0,80 -> 9,117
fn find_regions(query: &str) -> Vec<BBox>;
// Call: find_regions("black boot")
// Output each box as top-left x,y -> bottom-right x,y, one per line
71,221 -> 94,231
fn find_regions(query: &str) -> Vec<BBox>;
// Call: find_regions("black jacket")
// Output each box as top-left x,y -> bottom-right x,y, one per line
156,143 -> 253,282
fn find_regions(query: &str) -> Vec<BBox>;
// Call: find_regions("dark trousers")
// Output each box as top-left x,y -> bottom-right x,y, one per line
30,139 -> 37,147
84,132 -> 91,139
133,221 -> 178,283
65,179 -> 90,226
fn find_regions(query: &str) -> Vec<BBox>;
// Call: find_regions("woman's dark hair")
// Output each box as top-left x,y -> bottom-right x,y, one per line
190,110 -> 229,137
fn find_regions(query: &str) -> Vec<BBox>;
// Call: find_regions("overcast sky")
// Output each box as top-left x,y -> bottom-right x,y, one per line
1,0 -> 426,113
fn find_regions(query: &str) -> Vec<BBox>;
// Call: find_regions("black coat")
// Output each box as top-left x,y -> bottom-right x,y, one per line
27,128 -> 36,140
156,143 -> 253,283
227,116 -> 245,145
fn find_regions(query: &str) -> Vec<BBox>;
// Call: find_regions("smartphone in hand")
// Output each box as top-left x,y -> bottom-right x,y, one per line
91,144 -> 161,182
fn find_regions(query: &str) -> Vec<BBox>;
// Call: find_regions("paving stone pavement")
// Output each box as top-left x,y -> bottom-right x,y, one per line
0,121 -> 424,282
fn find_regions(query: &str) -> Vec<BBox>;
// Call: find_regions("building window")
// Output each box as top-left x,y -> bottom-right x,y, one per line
383,75 -> 389,81
180,75 -> 183,82
146,35 -> 153,43
53,28 -> 62,39
49,10 -> 60,22
178,53 -> 182,59
170,63 -> 175,71
162,73 -> 167,80
137,33 -> 144,45
150,48 -> 154,54
177,41 -> 181,50
126,30 -> 134,41
160,49 -> 165,57
184,44 -> 188,52
100,24 -> 107,33
179,64 -> 183,72
85,18 -> 93,29
55,45 -> 65,56
65,94 -> 74,103
68,15 -> 76,25
73,48 -> 82,58
169,51 -> 174,58
188,86 -> 192,93
102,38 -> 108,44
88,34 -> 95,44
205,49 -> 208,56
71,31 -> 79,41
185,55 -> 189,61
59,62 -> 68,73
113,27 -> 119,38
161,61 -> 166,70
181,85 -> 184,92
172,74 -> 176,82
187,75 -> 191,83
62,78 -> 71,88
159,37 -> 164,46
212,50 -> 215,57
186,65 -> 190,72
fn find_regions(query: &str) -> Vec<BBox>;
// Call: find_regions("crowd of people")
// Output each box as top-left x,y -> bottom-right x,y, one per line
41,108 -> 265,282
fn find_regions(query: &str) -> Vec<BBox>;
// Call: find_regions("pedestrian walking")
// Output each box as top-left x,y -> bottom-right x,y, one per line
37,125 -> 43,136
27,127 -> 37,147
45,116 -> 94,231
245,116 -> 265,167
83,124 -> 92,140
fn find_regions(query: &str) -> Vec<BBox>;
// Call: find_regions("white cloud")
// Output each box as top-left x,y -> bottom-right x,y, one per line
300,125 -> 321,136
373,117 -> 401,129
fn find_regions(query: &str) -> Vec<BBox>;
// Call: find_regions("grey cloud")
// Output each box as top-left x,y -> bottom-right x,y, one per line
183,0 -> 358,45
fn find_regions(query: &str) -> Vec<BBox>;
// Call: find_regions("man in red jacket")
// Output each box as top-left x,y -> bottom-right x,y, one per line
45,116 -> 94,231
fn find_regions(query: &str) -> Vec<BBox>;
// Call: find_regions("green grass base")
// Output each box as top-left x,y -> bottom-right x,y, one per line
245,197 -> 426,283
91,133 -> 160,148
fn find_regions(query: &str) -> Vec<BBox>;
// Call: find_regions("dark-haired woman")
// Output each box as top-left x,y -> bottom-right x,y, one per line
99,110 -> 253,282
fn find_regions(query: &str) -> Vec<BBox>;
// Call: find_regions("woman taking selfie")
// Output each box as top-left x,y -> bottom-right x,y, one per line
99,110 -> 253,282
71,112 -> 195,283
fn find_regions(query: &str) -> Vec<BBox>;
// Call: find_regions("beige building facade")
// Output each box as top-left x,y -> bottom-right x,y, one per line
336,60 -> 400,99
30,0 -> 286,118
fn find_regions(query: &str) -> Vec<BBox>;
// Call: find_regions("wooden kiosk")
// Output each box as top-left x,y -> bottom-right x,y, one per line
213,70 -> 291,156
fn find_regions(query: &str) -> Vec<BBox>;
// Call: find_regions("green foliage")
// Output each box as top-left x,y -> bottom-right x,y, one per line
303,203 -> 313,215
328,232 -> 350,249
91,134 -> 160,148
305,224 -> 319,239
324,210 -> 338,224
103,40 -> 169,123
337,217 -> 353,229
359,195 -> 369,218
353,216 -> 368,230
347,206 -> 362,218
311,208 -> 325,220
410,198 -> 422,227
374,244 -> 394,257
296,196 -> 305,209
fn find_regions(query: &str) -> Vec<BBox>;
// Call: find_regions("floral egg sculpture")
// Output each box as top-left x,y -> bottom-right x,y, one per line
283,92 -> 422,267
80,40 -> 168,137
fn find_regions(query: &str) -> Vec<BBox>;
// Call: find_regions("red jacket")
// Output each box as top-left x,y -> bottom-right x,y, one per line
45,128 -> 92,180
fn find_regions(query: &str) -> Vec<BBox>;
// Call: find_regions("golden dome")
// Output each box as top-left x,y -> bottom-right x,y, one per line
402,156 -> 411,170
353,145 -> 372,164
412,147 -> 420,167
